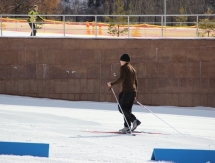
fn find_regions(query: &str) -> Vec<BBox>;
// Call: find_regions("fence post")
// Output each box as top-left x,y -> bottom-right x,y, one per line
95,16 -> 97,37
161,16 -> 164,37
63,15 -> 65,37
196,15 -> 199,37
128,15 -> 130,38
0,15 -> 2,36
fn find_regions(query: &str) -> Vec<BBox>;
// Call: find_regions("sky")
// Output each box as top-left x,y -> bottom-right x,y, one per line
0,94 -> 215,163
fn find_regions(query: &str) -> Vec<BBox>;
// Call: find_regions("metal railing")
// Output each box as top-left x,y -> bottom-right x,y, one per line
1,14 -> 215,38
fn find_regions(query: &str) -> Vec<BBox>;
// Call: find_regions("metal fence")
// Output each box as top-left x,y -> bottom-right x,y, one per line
1,14 -> 215,38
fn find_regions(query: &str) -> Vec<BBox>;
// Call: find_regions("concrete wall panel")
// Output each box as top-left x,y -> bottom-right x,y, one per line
0,37 -> 215,107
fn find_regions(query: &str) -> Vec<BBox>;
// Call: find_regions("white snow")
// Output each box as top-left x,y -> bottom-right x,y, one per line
0,94 -> 215,163
1,31 -> 91,37
1,31 -> 121,38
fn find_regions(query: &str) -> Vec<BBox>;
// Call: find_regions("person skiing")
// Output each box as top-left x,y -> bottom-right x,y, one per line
107,53 -> 141,133
28,5 -> 44,36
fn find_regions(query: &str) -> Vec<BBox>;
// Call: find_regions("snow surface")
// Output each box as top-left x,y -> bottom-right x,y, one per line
1,31 -> 94,38
0,94 -> 215,163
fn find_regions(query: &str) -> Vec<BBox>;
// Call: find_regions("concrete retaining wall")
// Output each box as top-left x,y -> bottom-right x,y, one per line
0,37 -> 215,107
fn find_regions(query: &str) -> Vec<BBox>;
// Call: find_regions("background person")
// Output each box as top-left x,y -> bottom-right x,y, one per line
28,5 -> 44,36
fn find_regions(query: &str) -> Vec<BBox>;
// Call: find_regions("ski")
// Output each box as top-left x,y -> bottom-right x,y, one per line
82,130 -> 167,135
108,131 -> 136,136
83,130 -> 137,136
132,131 -> 167,135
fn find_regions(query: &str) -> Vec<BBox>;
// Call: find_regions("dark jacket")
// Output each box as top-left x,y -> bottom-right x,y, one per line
111,63 -> 138,96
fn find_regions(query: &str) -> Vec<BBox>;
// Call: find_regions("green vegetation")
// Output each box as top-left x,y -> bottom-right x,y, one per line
175,7 -> 188,26
105,0 -> 128,37
198,8 -> 215,37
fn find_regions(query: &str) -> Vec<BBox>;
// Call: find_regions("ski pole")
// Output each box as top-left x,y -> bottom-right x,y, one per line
136,100 -> 183,135
111,88 -> 132,134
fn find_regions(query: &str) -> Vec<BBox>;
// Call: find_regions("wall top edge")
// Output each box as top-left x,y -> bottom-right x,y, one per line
1,37 -> 215,41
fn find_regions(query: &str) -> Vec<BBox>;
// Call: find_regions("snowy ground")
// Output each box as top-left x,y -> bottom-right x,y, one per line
1,31 -> 97,38
0,30 -> 199,39
0,94 -> 215,163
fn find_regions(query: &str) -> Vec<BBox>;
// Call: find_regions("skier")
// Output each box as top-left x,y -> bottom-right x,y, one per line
27,5 -> 44,36
107,53 -> 141,133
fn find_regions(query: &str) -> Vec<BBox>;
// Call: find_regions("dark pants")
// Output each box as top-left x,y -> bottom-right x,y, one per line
28,22 -> 37,36
118,92 -> 136,127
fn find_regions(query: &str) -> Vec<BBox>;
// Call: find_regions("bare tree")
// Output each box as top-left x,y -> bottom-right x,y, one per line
0,0 -> 30,14
38,0 -> 63,15
0,0 -> 62,15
